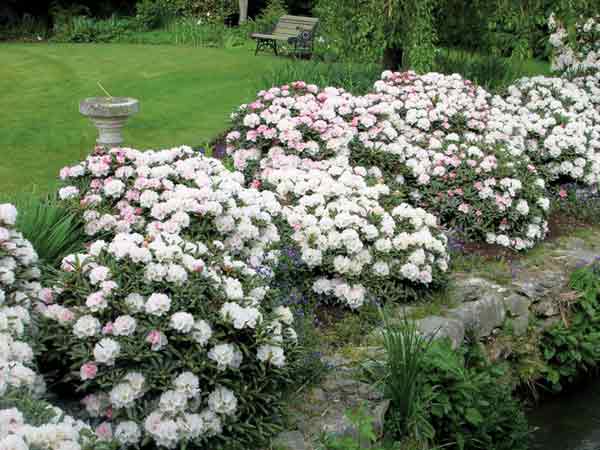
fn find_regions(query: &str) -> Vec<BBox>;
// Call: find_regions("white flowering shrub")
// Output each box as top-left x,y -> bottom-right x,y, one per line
227,75 -> 552,250
0,401 -> 96,450
0,204 -> 97,450
549,14 -> 600,75
497,76 -> 600,186
36,147 -> 299,449
344,81 -> 551,250
257,151 -> 449,308
0,203 -> 43,398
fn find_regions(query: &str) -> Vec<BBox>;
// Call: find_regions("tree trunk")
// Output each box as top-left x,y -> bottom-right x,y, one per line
383,45 -> 404,70
238,0 -> 248,24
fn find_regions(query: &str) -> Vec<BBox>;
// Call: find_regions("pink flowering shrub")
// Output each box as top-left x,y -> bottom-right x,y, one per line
371,71 -> 493,142
226,82 -> 356,174
36,147 -> 299,449
344,77 -> 551,250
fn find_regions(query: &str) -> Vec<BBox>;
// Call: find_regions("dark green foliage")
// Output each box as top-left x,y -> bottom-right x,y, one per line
0,14 -> 49,41
417,341 -> 529,450
260,60 -> 382,95
253,0 -> 288,32
52,14 -> 135,42
540,261 -> 600,391
0,391 -> 64,428
379,317 -> 435,440
365,316 -> 529,449
549,183 -> 600,225
12,194 -> 86,266
135,0 -> 178,30
432,49 -> 526,93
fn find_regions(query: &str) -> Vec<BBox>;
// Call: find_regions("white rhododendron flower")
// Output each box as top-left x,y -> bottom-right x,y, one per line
0,205 -> 93,450
37,148 -> 297,449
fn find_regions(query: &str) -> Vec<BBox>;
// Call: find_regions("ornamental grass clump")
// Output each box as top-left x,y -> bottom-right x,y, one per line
0,204 -> 96,450
36,146 -> 299,449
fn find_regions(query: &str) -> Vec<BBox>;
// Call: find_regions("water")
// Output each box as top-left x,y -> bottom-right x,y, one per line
529,382 -> 600,450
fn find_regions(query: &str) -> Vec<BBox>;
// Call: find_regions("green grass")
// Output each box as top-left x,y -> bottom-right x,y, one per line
0,43 -> 282,195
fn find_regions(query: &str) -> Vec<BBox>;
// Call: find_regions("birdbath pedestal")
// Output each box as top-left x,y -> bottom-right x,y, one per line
79,97 -> 139,146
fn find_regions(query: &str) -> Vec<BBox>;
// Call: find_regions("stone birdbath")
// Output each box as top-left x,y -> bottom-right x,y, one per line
79,97 -> 139,146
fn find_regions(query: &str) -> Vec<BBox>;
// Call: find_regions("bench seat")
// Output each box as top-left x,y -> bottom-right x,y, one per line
251,15 -> 318,57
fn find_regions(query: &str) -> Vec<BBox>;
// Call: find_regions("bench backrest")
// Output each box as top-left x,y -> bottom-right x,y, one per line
273,15 -> 318,38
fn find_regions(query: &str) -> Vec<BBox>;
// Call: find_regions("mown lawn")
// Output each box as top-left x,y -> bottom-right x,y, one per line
0,43 -> 282,194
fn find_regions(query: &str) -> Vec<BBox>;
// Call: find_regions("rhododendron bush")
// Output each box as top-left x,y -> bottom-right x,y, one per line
498,76 -> 600,187
37,147 -> 299,449
347,73 -> 551,249
0,204 -> 96,450
226,72 -> 558,250
259,152 -> 449,308
549,14 -> 600,74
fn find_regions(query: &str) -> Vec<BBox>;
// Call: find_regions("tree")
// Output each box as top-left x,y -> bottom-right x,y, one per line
380,0 -> 439,71
239,0 -> 248,24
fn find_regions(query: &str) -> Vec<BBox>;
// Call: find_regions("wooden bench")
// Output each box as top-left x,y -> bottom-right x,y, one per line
251,15 -> 319,57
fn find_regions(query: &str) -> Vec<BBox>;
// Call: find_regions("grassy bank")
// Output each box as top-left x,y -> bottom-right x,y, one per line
0,43 -> 282,194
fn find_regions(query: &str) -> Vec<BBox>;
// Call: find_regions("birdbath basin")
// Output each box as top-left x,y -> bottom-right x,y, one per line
79,97 -> 139,146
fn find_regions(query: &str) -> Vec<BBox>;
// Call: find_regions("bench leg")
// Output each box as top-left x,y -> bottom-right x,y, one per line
255,39 -> 278,56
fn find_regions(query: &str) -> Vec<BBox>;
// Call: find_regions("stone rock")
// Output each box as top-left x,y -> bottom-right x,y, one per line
358,382 -> 384,401
372,400 -> 390,436
536,316 -> 562,331
355,346 -> 386,361
453,277 -> 504,302
503,293 -> 531,317
446,294 -> 506,338
510,314 -> 530,336
539,316 -> 562,330
532,299 -> 560,317
416,315 -> 465,348
308,387 -> 327,403
322,376 -> 357,393
513,270 -> 565,300
321,399 -> 390,447
321,413 -> 353,436
272,431 -> 307,450
321,355 -> 352,370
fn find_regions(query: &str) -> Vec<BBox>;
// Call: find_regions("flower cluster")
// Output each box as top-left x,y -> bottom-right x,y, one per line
345,76 -> 551,249
372,71 -> 493,142
0,203 -> 42,397
37,147 -> 298,449
0,204 -> 95,450
228,72 -> 555,250
497,76 -> 600,186
549,14 -> 600,74
259,151 -> 449,308
0,406 -> 94,450
226,81 -> 356,174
